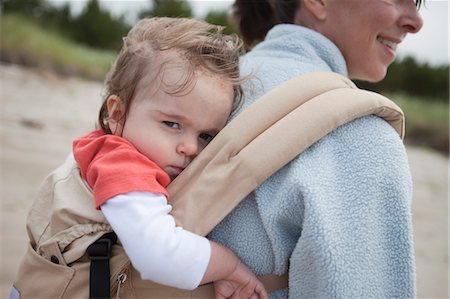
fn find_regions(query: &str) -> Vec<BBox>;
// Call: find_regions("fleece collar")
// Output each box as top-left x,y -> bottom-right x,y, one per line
254,24 -> 348,77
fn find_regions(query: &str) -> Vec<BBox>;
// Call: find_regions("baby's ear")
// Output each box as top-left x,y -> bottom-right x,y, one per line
106,95 -> 125,135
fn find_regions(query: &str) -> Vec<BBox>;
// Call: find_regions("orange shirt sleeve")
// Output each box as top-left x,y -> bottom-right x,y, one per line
73,130 -> 171,209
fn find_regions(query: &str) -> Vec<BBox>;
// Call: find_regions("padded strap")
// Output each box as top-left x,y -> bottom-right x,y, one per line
167,72 -> 404,236
87,232 -> 117,299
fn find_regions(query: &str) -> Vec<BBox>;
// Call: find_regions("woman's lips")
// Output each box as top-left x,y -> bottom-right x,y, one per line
377,36 -> 399,51
377,36 -> 400,60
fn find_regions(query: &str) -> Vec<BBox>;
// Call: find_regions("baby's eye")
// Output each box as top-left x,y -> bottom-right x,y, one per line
163,121 -> 180,129
199,133 -> 214,143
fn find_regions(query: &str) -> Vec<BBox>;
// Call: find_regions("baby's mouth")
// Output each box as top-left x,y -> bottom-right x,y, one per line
168,166 -> 184,178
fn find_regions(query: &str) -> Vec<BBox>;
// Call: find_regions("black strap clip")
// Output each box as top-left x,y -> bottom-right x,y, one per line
87,232 -> 116,260
87,232 -> 118,299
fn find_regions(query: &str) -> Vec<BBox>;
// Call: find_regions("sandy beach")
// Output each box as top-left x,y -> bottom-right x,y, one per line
1,63 -> 448,298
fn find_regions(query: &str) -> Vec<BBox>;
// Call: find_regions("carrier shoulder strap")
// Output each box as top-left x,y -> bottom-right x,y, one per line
167,71 -> 404,237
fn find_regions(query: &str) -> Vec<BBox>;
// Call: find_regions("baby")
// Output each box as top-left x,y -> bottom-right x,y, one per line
72,17 -> 266,298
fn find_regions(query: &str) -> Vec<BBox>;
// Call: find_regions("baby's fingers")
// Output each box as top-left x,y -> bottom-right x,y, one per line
233,282 -> 266,299
254,282 -> 268,299
214,280 -> 237,299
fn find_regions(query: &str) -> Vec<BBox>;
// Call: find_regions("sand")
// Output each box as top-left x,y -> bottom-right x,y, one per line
1,63 -> 448,298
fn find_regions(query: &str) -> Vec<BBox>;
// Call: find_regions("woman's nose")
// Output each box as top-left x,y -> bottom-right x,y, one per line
399,4 -> 424,34
177,137 -> 198,157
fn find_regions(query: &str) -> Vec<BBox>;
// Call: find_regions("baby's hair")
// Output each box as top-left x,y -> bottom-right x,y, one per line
98,17 -> 245,134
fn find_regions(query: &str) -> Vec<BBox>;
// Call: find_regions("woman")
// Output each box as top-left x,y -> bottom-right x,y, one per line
208,0 -> 423,298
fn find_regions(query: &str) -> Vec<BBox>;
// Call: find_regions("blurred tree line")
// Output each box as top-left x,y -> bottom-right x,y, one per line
1,0 -> 448,101
2,0 -> 129,50
1,0 -> 234,50
356,56 -> 449,101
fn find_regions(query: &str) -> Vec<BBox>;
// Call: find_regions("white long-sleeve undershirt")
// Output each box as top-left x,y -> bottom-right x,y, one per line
100,192 -> 211,290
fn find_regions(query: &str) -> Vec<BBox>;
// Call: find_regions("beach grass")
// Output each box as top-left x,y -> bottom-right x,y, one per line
1,13 -> 116,80
389,93 -> 449,153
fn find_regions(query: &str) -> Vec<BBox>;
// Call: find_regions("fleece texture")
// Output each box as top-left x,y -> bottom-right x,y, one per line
208,25 -> 415,298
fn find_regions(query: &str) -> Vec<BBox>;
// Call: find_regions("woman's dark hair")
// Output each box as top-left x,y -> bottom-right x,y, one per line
232,0 -> 424,49
232,0 -> 299,49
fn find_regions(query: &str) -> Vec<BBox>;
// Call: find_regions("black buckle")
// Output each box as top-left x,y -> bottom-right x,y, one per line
87,232 -> 117,260
87,238 -> 112,260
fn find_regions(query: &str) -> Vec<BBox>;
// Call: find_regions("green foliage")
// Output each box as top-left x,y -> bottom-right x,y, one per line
1,13 -> 116,80
204,10 -> 237,35
1,0 -> 67,33
2,0 -> 131,51
356,56 -> 449,102
69,0 -> 130,51
139,0 -> 192,18
1,0 -> 48,17
390,93 -> 449,153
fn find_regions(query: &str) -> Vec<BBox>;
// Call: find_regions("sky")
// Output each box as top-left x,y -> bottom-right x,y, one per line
52,0 -> 449,66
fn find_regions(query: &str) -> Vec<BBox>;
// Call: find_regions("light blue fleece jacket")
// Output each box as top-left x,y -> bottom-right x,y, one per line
208,25 -> 415,298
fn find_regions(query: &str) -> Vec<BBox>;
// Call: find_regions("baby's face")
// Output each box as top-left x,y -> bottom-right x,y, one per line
110,67 -> 234,180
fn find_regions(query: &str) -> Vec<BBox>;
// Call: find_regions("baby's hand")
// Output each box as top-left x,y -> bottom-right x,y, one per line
213,261 -> 268,299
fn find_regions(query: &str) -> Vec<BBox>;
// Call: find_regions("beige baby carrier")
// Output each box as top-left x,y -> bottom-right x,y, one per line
12,72 -> 405,298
